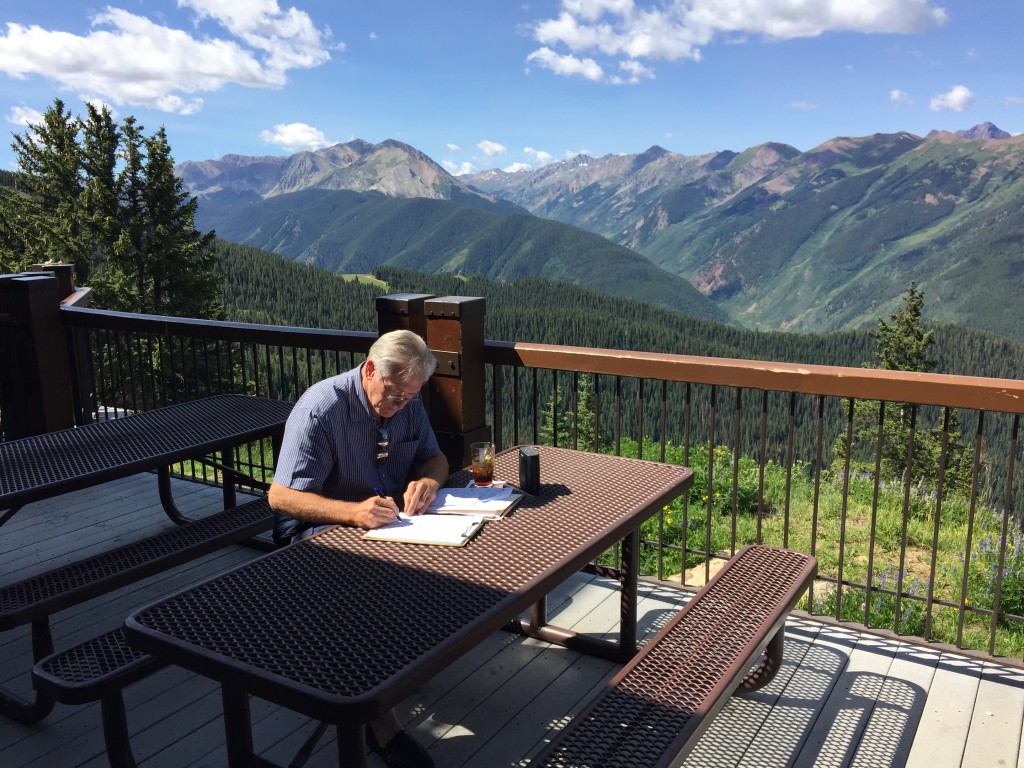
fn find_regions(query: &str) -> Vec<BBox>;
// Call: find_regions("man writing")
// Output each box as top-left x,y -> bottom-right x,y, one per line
269,329 -> 448,768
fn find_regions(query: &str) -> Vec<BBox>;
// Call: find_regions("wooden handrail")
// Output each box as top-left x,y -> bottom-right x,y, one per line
485,339 -> 1024,413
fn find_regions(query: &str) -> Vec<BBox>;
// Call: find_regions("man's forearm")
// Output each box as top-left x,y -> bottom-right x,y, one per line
414,452 -> 450,487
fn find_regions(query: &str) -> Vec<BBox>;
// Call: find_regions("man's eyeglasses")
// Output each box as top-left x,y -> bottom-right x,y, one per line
381,378 -> 420,404
375,427 -> 389,463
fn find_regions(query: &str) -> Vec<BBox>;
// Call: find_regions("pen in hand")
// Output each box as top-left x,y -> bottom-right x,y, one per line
374,487 -> 400,522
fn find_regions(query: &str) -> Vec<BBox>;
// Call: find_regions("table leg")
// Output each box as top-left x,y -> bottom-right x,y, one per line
220,448 -> 238,510
618,527 -> 640,658
222,684 -> 260,768
157,466 -> 190,525
0,504 -> 24,528
336,720 -> 368,768
0,619 -> 56,723
530,594 -> 547,629
506,530 -> 641,663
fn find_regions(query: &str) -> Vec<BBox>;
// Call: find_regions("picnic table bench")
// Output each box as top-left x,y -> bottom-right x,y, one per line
532,544 -> 817,768
0,395 -> 291,725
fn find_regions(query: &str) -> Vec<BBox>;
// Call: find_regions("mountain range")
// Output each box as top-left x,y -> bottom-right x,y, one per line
178,123 -> 1024,341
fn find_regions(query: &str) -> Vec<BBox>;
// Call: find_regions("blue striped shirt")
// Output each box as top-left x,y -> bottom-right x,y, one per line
272,365 -> 441,542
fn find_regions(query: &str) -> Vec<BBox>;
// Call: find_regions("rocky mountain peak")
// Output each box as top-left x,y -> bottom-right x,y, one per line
926,122 -> 1012,140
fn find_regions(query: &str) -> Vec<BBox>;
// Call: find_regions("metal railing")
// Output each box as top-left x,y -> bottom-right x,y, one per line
38,306 -> 1024,663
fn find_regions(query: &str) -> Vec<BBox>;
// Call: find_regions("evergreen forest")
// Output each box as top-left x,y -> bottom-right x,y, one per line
215,239 -> 1024,382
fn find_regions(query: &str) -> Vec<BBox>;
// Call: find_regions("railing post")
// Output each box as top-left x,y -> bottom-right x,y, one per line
30,262 -> 76,301
29,263 -> 97,425
424,296 -> 490,472
375,293 -> 434,337
0,272 -> 76,438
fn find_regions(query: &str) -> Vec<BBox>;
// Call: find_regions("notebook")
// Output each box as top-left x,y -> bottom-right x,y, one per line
361,512 -> 486,547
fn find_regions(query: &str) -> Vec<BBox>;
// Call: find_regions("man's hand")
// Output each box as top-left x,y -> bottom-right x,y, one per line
354,494 -> 401,528
403,477 -> 440,515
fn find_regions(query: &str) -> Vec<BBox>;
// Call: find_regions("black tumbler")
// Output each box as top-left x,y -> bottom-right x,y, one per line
518,446 -> 540,495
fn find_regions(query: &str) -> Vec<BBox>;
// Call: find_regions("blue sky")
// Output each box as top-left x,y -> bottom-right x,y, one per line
1,1 -> 1021,175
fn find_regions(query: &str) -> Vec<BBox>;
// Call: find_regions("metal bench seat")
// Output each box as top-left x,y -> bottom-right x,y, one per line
533,544 -> 817,768
33,627 -> 164,768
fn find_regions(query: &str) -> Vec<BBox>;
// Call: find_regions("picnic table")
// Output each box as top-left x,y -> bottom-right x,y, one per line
125,445 -> 694,767
1,394 -> 292,528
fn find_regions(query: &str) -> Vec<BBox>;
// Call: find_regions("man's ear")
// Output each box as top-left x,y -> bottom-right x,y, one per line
363,359 -> 376,378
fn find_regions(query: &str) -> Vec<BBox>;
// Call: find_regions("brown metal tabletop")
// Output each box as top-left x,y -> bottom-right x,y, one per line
0,394 -> 292,527
124,446 -> 693,768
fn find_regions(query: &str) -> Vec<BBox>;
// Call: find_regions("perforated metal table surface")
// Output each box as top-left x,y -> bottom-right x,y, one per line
0,394 -> 292,524
124,446 -> 693,768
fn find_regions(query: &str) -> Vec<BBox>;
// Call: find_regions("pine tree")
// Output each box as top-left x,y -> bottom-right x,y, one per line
79,103 -> 122,290
871,282 -> 935,373
539,373 -> 598,450
142,127 -> 219,318
0,99 -> 221,319
836,283 -> 975,498
0,99 -> 85,270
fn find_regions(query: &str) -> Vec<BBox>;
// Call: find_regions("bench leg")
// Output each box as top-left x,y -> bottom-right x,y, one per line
0,619 -> 56,723
100,693 -> 140,768
736,626 -> 786,694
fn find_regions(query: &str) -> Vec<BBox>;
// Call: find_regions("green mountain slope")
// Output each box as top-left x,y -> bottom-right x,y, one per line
202,188 -> 729,323
469,130 -> 1024,342
643,132 -> 1024,336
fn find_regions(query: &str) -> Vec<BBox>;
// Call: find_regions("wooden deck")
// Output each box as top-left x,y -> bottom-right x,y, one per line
3,475 -> 1023,768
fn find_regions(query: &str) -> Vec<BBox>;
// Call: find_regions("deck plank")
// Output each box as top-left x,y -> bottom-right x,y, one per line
904,652 -> 980,768
962,663 -> 1024,768
3,475 -> 1024,767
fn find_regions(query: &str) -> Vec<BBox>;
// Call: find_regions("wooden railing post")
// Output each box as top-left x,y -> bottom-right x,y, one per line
30,262 -> 76,301
424,296 -> 490,472
0,272 -> 76,438
375,293 -> 434,337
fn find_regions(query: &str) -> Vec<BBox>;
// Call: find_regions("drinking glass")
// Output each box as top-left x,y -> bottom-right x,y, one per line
470,442 -> 495,486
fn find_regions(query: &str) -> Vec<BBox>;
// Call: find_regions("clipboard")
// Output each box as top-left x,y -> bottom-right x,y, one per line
427,486 -> 523,519
362,512 -> 486,547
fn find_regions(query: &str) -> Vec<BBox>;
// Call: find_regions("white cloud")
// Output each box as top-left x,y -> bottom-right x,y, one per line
442,159 -> 477,175
477,140 -> 508,157
526,47 -> 604,81
930,84 -> 974,112
528,0 -> 948,82
6,104 -> 43,126
524,146 -> 555,165
611,58 -> 655,84
890,88 -> 914,106
259,122 -> 334,152
786,100 -> 817,110
1005,96 -> 1023,106
446,143 -> 462,152
0,2 -> 332,114
503,162 -> 533,173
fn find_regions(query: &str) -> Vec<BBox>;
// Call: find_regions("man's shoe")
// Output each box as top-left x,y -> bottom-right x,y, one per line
367,728 -> 435,768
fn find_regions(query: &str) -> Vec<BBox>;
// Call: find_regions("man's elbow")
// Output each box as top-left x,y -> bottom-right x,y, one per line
268,481 -> 288,510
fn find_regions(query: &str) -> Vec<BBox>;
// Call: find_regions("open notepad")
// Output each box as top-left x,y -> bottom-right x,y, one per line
362,512 -> 486,547
426,485 -> 523,519
361,486 -> 523,546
